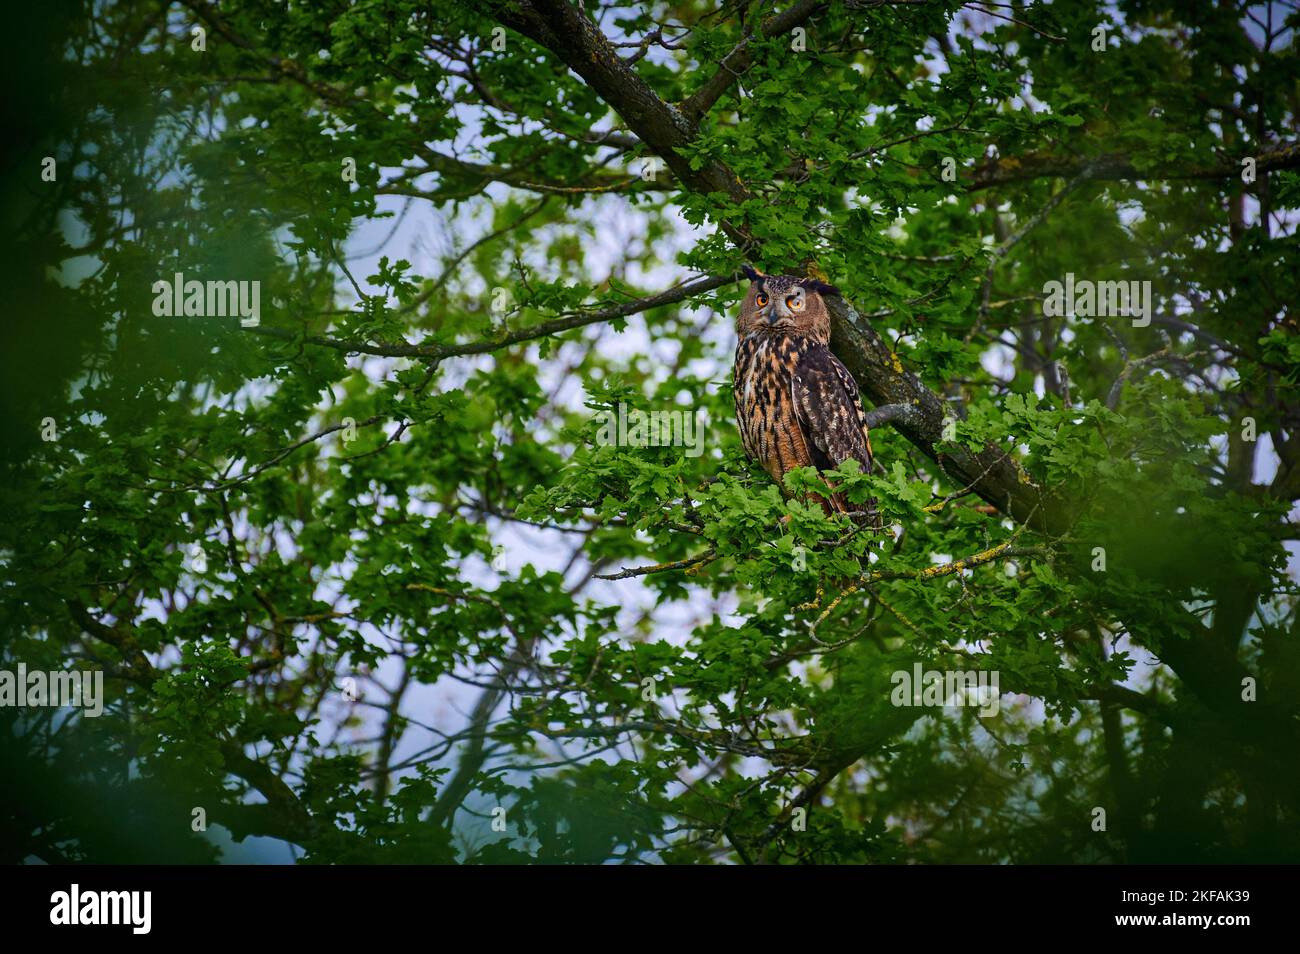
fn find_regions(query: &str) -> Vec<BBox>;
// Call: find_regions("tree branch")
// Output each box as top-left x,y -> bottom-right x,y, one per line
491,0 -> 1066,533
972,141 -> 1299,190
677,0 -> 826,125
244,272 -> 734,360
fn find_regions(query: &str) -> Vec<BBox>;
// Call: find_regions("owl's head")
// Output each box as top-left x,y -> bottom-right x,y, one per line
736,265 -> 840,342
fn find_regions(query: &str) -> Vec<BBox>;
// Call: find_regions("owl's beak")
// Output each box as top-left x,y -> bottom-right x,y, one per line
767,300 -> 791,323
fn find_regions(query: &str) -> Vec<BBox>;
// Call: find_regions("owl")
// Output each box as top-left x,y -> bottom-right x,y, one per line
733,266 -> 881,526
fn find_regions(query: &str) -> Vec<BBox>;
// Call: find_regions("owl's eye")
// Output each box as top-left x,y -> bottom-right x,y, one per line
755,293 -> 769,306
787,294 -> 804,311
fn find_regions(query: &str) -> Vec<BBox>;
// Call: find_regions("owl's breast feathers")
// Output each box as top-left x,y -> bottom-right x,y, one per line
734,332 -> 880,523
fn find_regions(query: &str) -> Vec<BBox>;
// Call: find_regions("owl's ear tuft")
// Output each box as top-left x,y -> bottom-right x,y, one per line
806,278 -> 842,297
741,264 -> 763,282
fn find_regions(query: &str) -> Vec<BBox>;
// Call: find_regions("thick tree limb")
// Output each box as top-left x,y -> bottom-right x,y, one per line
829,296 -> 1065,531
860,402 -> 927,431
494,0 -> 757,250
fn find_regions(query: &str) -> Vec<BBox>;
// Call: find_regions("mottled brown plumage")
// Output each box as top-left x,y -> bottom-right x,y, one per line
733,266 -> 881,525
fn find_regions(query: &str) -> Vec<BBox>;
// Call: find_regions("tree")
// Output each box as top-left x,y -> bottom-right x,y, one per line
2,0 -> 1298,864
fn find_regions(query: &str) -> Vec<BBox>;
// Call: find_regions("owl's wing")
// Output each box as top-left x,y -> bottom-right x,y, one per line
791,344 -> 875,473
791,344 -> 879,519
